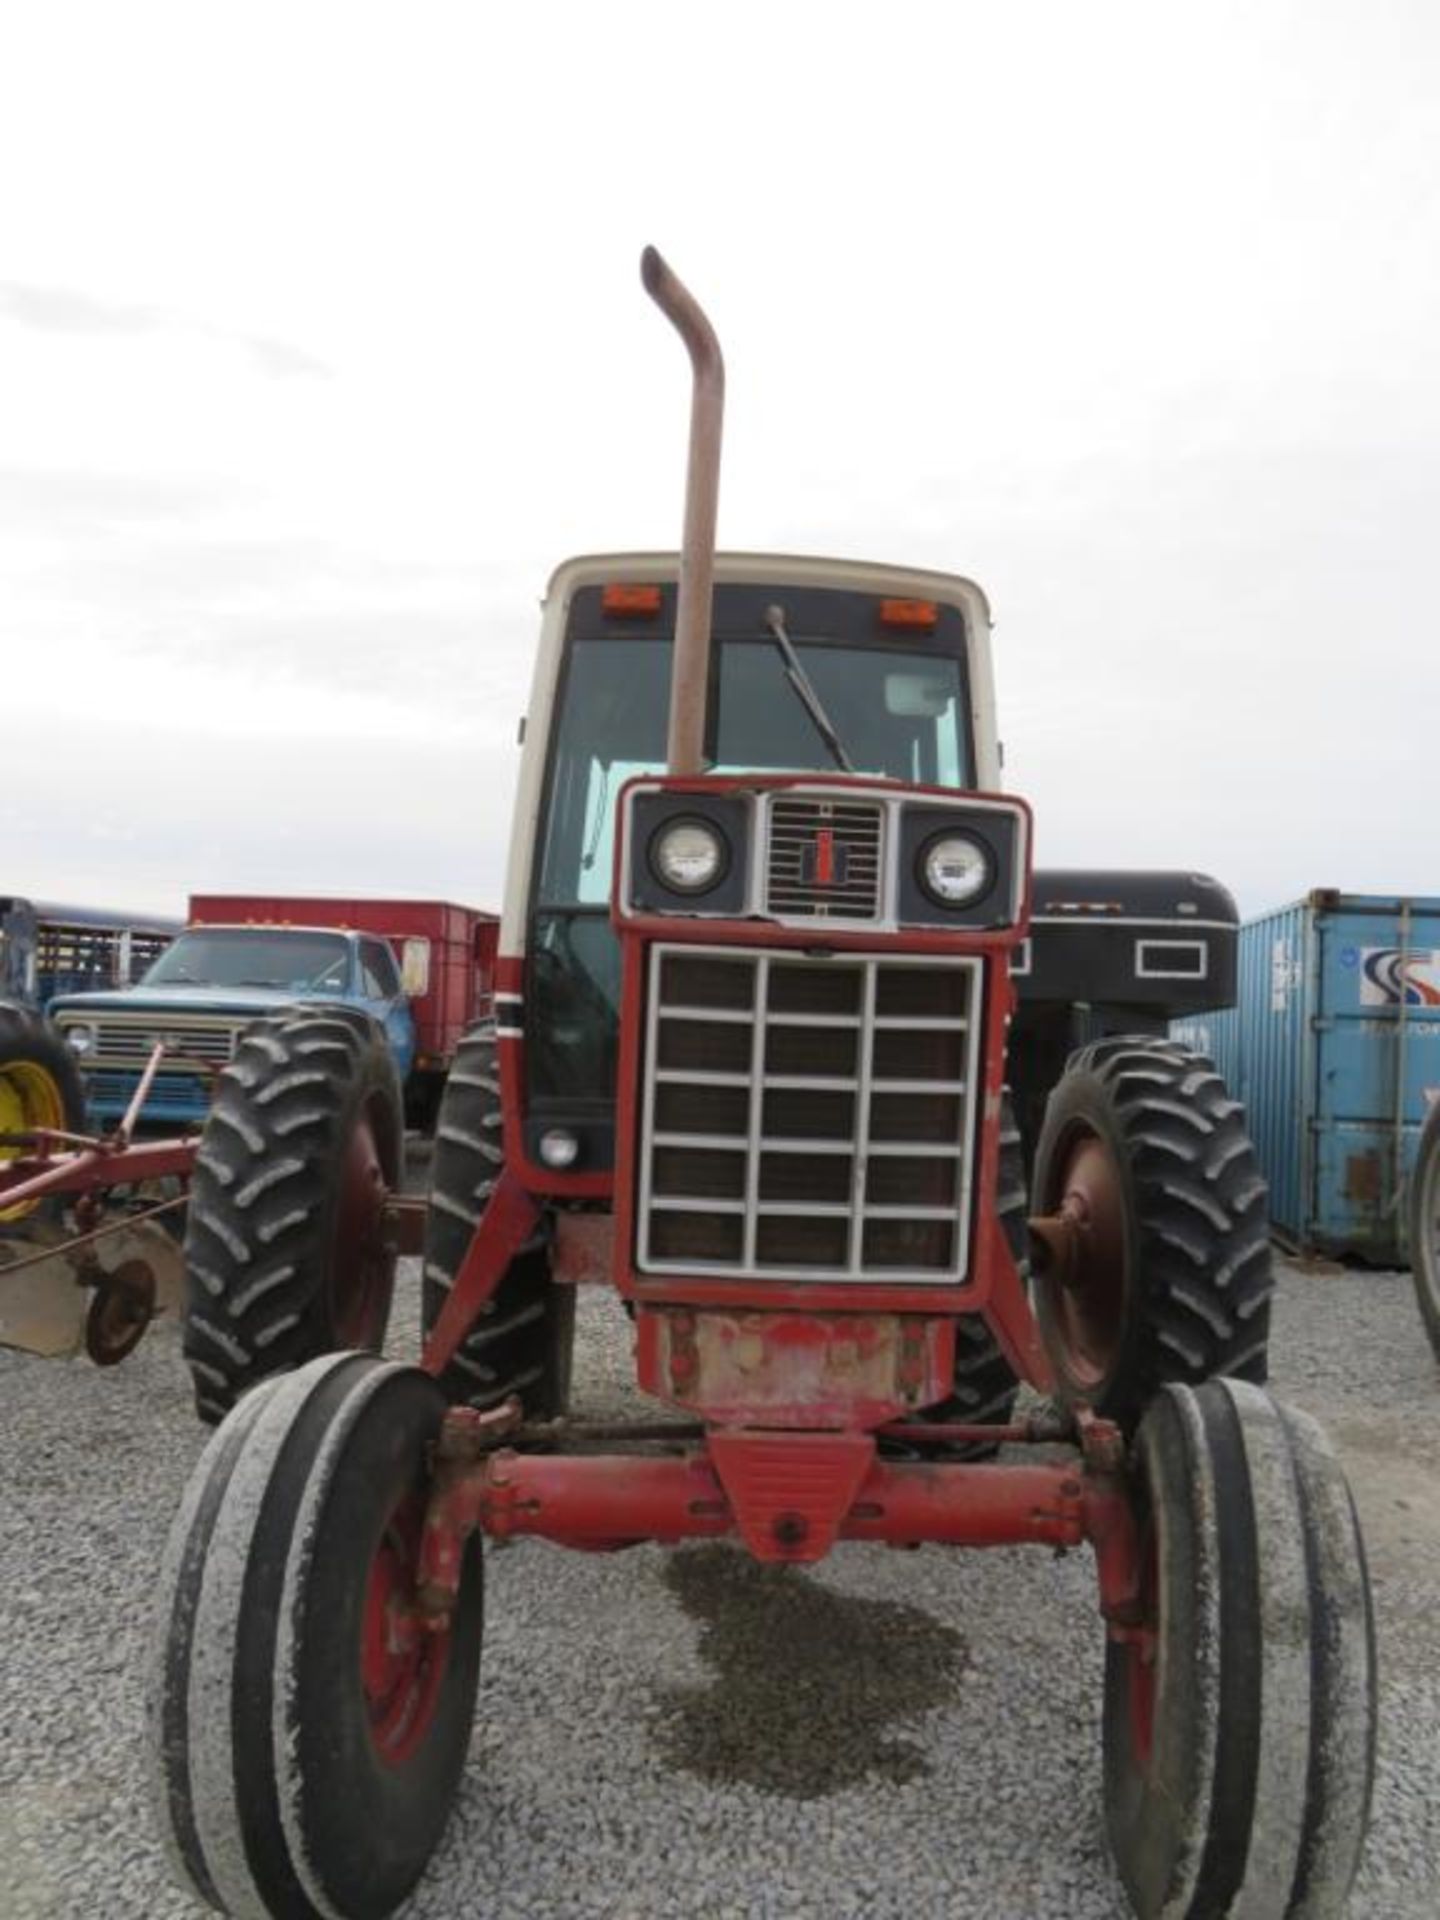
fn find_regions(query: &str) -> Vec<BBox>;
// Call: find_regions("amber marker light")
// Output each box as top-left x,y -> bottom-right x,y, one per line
879,598 -> 939,630
602,583 -> 663,617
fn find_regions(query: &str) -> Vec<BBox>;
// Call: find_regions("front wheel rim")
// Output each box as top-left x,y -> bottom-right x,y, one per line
361,1492 -> 451,1767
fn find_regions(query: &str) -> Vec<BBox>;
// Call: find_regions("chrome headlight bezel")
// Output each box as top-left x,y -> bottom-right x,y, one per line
648,817 -> 730,896
917,831 -> 993,909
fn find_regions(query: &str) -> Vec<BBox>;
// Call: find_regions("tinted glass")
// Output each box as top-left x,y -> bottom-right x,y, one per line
537,635 -> 968,909
144,929 -> 351,991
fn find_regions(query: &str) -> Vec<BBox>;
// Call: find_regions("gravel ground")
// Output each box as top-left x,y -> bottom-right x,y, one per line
1,1253 -> 1437,1920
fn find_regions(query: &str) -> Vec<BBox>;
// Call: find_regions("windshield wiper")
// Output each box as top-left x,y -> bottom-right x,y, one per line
763,605 -> 855,773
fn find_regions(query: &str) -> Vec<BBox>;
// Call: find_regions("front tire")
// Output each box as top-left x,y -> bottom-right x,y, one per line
148,1353 -> 483,1920
1409,1098 -> 1440,1361
1031,1036 -> 1272,1429
1104,1378 -> 1375,1918
182,1010 -> 403,1423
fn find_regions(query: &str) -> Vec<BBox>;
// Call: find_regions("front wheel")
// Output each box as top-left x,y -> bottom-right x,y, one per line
148,1352 -> 483,1920
1104,1379 -> 1375,1918
1409,1099 -> 1440,1361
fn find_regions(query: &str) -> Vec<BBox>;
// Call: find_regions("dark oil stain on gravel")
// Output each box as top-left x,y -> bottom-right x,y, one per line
654,1543 -> 966,1797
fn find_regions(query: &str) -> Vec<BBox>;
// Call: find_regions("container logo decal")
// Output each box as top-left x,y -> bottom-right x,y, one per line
1359,948 -> 1440,1007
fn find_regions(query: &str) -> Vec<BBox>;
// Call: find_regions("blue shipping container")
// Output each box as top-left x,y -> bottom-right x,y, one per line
1173,891 -> 1440,1265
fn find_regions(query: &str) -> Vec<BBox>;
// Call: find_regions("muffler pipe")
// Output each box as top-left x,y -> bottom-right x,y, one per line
641,246 -> 725,777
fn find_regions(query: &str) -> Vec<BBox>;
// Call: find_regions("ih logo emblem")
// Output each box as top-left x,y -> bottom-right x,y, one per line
801,828 -> 850,887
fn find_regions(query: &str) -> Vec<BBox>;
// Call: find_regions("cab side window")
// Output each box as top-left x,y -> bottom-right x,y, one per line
360,939 -> 401,999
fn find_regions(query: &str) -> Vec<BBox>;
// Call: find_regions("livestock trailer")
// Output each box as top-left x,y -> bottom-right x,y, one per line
1173,889 -> 1440,1264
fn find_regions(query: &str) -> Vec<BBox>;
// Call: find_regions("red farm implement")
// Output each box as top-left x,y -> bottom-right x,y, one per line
137,253 -> 1377,1920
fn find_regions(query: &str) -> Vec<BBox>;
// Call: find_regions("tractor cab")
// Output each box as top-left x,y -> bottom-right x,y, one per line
509,555 -> 1008,1183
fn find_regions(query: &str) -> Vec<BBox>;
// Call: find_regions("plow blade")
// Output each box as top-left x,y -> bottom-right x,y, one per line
0,1220 -> 183,1360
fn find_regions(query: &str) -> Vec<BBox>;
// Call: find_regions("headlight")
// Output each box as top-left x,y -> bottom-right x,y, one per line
650,818 -> 728,894
538,1128 -> 580,1170
63,1025 -> 97,1057
919,833 -> 991,907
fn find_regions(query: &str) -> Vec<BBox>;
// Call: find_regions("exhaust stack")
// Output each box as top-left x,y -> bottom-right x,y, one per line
641,246 -> 725,777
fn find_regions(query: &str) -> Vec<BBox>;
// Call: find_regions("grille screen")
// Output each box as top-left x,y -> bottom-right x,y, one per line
79,1019 -> 240,1066
764,797 -> 884,920
638,945 -> 982,1282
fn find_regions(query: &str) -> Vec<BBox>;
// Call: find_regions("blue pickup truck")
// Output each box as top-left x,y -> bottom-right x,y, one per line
47,921 -> 416,1131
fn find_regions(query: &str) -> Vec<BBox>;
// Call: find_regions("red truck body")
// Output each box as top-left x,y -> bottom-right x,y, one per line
187,896 -> 498,1079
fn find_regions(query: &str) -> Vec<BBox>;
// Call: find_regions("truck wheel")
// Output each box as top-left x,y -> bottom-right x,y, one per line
0,1004 -> 87,1223
148,1353 -> 482,1920
1104,1378 -> 1374,1919
421,1022 -> 575,1418
1030,1036 -> 1271,1429
182,1010 -> 403,1423
1409,1099 -> 1440,1361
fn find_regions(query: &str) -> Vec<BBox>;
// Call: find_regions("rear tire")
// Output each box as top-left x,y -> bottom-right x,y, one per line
181,1010 -> 403,1423
421,1022 -> 574,1418
1409,1098 -> 1440,1361
1031,1035 -> 1272,1429
1104,1378 -> 1375,1919
147,1353 -> 483,1920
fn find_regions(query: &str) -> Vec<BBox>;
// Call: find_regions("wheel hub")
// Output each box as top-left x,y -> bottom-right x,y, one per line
361,1494 -> 450,1767
1045,1131 -> 1128,1389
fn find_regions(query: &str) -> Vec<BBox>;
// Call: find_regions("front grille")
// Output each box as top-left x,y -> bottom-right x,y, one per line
764,796 -> 884,920
74,1018 -> 241,1067
638,944 -> 983,1282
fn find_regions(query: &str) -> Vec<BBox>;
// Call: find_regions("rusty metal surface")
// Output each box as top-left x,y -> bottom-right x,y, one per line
638,1305 -> 952,1428
641,245 -> 724,778
551,1211 -> 614,1287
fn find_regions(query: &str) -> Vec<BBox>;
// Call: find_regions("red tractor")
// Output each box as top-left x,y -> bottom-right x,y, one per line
146,253 -> 1376,1920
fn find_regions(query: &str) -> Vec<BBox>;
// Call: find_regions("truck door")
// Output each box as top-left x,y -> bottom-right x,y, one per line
358,937 -> 416,1083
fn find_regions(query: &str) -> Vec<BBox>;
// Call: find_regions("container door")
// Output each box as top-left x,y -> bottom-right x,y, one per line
1310,902 -> 1440,1263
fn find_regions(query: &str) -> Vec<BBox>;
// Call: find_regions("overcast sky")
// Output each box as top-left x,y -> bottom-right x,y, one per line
2,2 -> 1436,922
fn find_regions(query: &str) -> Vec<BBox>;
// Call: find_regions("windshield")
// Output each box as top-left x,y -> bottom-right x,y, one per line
142,929 -> 352,992
537,633 -> 970,908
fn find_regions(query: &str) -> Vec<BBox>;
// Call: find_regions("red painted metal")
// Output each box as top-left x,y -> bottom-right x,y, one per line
415,1439 -> 1113,1590
551,1213 -> 614,1286
420,1168 -> 543,1376
188,895 -> 497,1070
0,1135 -> 196,1209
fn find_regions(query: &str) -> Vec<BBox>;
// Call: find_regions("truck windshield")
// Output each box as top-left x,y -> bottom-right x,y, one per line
143,929 -> 351,992
537,632 -> 970,908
